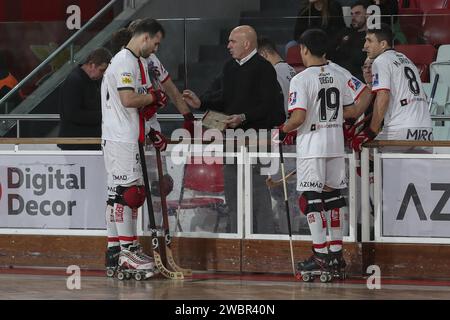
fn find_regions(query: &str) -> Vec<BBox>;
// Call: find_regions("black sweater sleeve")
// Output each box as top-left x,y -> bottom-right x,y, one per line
199,72 -> 225,112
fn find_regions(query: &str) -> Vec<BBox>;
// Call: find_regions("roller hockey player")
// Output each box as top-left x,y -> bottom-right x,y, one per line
277,29 -> 370,282
101,19 -> 168,279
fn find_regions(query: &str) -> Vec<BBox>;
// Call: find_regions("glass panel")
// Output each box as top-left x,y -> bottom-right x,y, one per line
141,145 -> 237,235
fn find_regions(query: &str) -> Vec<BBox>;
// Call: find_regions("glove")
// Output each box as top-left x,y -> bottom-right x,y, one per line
148,128 -> 167,151
343,118 -> 356,141
282,130 -> 297,145
141,104 -> 159,121
149,88 -> 168,108
183,112 -> 195,135
272,124 -> 296,145
351,127 -> 377,153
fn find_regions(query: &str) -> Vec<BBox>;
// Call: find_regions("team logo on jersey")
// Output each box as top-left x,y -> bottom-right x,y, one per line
372,73 -> 379,86
348,77 -> 362,92
289,92 -> 297,106
121,72 -> 133,85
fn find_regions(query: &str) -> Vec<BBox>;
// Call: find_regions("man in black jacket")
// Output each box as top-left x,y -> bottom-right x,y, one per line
58,47 -> 112,150
183,25 -> 286,234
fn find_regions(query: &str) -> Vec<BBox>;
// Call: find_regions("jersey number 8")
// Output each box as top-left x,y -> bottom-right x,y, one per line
404,66 -> 420,96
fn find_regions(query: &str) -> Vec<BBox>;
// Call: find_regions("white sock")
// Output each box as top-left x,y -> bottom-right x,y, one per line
306,211 -> 328,254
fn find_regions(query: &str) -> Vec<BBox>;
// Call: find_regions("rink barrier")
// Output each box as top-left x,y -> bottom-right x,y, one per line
361,140 -> 450,244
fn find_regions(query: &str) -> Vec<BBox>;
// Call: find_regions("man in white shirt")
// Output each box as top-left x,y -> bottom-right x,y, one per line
278,29 -> 369,281
352,23 -> 433,153
101,18 -> 168,278
257,37 -> 297,116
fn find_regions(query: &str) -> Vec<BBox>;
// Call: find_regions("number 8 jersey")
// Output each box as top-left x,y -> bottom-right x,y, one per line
371,49 -> 431,130
288,62 -> 354,158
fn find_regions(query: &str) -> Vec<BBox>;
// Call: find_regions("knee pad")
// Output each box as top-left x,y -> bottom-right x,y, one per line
115,185 -> 146,209
322,189 -> 346,211
298,191 -> 324,215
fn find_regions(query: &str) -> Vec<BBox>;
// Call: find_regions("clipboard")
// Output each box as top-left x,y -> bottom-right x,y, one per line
201,110 -> 229,132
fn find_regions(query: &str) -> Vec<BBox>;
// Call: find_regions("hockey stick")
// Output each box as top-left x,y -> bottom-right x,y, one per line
266,169 -> 297,189
429,73 -> 439,112
278,143 -> 296,277
138,141 -> 184,280
154,147 -> 192,276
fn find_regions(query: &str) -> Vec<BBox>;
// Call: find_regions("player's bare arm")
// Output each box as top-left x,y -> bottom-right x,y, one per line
370,89 -> 390,132
182,90 -> 201,108
343,87 -> 372,119
282,109 -> 306,133
119,89 -> 154,108
162,79 -> 191,114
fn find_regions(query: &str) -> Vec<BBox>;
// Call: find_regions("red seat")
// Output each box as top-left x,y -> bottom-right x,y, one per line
286,45 -> 306,73
417,0 -> 448,12
422,9 -> 450,46
398,8 -> 424,43
395,44 -> 437,82
166,157 -> 227,232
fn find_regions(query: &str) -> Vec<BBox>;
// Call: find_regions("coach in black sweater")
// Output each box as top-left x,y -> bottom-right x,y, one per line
183,25 -> 285,234
183,27 -> 285,130
58,48 -> 111,150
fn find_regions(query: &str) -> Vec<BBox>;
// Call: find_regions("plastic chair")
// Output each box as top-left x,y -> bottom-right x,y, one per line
422,9 -> 450,46
398,8 -> 424,43
166,157 -> 227,232
286,45 -> 306,73
395,44 -> 437,82
431,125 -> 450,140
430,44 -> 450,104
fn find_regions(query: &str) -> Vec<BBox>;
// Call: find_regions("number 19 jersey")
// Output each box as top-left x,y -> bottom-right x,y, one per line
371,49 -> 431,130
288,62 -> 354,158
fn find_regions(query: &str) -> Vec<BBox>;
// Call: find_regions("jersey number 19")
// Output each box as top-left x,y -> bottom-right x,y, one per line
318,87 -> 340,122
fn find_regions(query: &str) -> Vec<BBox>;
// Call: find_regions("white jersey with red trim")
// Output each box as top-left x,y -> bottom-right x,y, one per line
101,48 -> 151,143
329,61 -> 366,101
371,49 -> 431,130
288,62 -> 354,158
274,61 -> 297,115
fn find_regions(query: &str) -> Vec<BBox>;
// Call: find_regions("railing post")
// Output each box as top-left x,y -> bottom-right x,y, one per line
361,147 -> 370,242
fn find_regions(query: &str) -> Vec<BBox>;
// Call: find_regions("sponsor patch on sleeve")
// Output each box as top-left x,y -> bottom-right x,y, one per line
120,72 -> 133,85
348,77 -> 362,91
372,73 -> 379,86
289,91 -> 297,106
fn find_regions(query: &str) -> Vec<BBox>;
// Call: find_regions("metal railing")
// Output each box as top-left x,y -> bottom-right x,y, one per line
0,0 -> 121,108
0,113 -> 204,138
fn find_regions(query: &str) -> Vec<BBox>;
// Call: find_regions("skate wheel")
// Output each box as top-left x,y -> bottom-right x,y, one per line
106,269 -> 115,278
134,273 -> 142,281
117,272 -> 125,281
327,274 -> 333,282
301,274 -> 311,282
125,273 -> 132,280
319,274 -> 329,283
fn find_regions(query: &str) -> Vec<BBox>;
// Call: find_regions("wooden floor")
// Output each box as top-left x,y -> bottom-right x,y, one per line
2,269 -> 450,300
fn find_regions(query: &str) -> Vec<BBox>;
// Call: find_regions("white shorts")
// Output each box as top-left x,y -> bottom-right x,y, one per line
296,157 -> 347,192
102,140 -> 143,194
